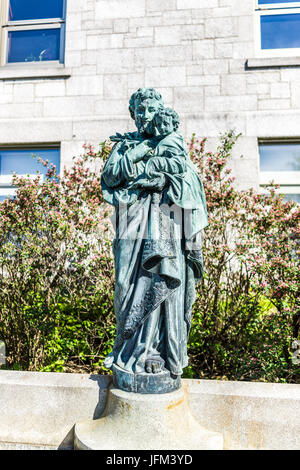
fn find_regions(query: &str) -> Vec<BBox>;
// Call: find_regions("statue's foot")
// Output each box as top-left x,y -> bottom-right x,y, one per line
145,356 -> 165,374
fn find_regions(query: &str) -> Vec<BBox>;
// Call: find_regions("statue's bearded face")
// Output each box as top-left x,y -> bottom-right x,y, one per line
134,98 -> 161,136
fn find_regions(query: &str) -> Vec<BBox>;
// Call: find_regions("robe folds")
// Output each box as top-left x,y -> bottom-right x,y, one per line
101,131 -> 208,376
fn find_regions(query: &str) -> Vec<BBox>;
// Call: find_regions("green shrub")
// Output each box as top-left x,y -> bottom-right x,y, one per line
0,142 -> 115,373
186,133 -> 299,383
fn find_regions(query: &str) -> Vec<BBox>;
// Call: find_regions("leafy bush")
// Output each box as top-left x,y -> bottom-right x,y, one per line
0,134 -> 299,382
186,133 -> 299,383
0,143 -> 115,373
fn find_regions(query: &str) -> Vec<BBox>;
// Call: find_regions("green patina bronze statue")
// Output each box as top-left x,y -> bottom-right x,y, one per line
101,88 -> 208,394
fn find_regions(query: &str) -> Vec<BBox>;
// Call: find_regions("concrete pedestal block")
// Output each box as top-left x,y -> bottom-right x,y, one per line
74,386 -> 223,450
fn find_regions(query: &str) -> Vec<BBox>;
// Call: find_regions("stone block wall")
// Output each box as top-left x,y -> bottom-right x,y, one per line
0,370 -> 299,449
0,0 -> 299,189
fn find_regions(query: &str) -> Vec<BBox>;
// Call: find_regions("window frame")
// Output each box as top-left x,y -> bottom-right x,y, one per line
258,139 -> 300,201
256,1 -> 300,8
0,143 -> 61,200
0,0 -> 67,66
254,1 -> 300,57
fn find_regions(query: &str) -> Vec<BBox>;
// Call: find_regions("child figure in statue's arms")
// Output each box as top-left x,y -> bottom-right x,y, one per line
155,107 -> 180,141
129,107 -> 185,191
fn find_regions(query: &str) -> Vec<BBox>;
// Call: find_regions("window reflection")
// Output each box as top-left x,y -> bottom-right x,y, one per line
0,148 -> 60,176
9,0 -> 63,21
0,194 -> 14,202
0,148 -> 60,200
7,29 -> 60,63
261,14 -> 300,49
283,193 -> 300,203
259,143 -> 300,171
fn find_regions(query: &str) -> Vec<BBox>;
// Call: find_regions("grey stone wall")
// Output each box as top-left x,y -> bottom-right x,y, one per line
0,0 -> 299,190
0,370 -> 299,449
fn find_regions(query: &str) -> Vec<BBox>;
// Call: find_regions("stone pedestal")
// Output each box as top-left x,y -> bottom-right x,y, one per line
74,386 -> 223,450
112,364 -> 181,394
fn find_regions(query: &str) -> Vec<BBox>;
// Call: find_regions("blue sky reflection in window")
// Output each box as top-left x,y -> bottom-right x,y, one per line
259,143 -> 300,204
7,0 -> 64,63
261,13 -> 300,49
259,143 -> 300,171
8,29 -> 61,63
0,148 -> 60,201
9,0 -> 63,21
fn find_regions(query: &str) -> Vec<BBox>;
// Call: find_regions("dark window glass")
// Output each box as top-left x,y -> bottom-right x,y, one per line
9,0 -> 63,21
259,143 -> 300,171
261,14 -> 300,49
7,29 -> 60,63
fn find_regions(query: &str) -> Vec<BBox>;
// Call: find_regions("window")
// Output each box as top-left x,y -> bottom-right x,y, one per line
258,140 -> 300,203
0,0 -> 66,65
255,0 -> 300,57
0,146 -> 60,201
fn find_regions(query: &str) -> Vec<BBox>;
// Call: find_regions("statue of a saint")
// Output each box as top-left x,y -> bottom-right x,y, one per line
101,88 -> 208,393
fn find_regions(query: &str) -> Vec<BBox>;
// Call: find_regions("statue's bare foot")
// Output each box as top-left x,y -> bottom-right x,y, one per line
145,356 -> 165,374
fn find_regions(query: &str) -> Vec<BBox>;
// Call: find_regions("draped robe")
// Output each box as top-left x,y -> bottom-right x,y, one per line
101,131 -> 208,376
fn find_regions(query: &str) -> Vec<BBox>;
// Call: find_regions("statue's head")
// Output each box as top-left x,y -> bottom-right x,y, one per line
154,107 -> 180,137
129,88 -> 164,136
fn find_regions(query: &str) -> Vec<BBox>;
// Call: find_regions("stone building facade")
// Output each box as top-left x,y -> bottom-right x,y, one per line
0,0 -> 299,199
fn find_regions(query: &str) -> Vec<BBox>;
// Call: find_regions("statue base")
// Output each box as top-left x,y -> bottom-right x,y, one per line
74,386 -> 223,450
112,364 -> 181,394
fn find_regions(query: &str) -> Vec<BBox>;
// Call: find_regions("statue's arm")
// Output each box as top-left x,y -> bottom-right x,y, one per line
102,142 -> 127,188
129,153 -> 186,191
126,141 -> 154,164
102,140 -> 155,189
144,154 -> 186,179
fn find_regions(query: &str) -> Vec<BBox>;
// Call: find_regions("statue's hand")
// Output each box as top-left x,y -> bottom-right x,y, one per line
148,175 -> 166,191
129,175 -> 166,191
121,140 -> 137,153
109,132 -> 124,142
142,149 -> 155,161
127,141 -> 153,163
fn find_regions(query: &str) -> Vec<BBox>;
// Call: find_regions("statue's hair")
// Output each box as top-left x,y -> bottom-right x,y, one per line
155,107 -> 180,131
128,88 -> 164,120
